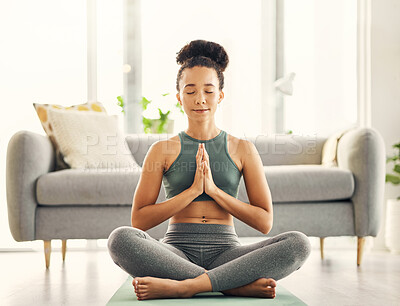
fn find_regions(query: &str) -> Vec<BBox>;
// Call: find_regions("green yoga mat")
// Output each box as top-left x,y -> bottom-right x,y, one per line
107,276 -> 307,305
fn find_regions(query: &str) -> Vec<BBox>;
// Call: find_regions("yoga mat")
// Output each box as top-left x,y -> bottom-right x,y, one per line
107,276 -> 307,305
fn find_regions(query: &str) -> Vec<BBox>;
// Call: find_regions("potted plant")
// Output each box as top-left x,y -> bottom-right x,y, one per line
117,94 -> 184,134
385,141 -> 400,253
140,93 -> 184,134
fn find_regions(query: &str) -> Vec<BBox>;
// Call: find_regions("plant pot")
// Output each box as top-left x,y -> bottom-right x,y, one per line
148,119 -> 174,134
385,198 -> 400,253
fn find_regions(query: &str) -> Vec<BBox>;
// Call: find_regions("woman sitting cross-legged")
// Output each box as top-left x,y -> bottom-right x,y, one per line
107,39 -> 311,301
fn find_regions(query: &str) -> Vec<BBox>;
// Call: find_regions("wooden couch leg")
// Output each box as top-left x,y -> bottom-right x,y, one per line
320,238 -> 325,260
62,240 -> 67,261
44,240 -> 51,269
357,237 -> 366,266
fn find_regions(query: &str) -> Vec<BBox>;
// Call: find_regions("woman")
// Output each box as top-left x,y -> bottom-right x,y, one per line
108,39 -> 311,300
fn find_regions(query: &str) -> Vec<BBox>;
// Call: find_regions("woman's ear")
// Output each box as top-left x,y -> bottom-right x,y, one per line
219,91 -> 224,102
176,93 -> 182,106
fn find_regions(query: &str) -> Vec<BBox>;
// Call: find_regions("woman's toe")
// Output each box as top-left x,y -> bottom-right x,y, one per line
265,287 -> 275,293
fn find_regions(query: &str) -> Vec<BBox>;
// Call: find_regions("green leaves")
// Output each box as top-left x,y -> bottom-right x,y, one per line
141,96 -> 151,111
116,96 -> 125,114
386,141 -> 400,199
118,93 -> 183,133
155,108 -> 170,134
142,117 -> 154,134
175,101 -> 184,114
386,174 -> 400,185
141,93 -> 180,134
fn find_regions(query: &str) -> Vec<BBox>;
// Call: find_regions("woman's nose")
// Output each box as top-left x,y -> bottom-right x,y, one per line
195,93 -> 206,104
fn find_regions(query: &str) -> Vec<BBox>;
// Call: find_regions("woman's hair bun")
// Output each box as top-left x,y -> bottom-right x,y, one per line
176,40 -> 229,72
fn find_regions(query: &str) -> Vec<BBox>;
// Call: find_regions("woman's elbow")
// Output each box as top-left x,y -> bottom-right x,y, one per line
260,216 -> 273,235
131,218 -> 138,228
131,210 -> 142,229
131,219 -> 147,231
260,224 -> 272,235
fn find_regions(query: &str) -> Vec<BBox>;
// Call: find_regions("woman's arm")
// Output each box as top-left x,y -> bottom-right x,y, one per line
131,141 -> 200,231
207,139 -> 273,234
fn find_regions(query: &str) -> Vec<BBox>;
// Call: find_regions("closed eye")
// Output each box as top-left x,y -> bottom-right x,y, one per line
186,91 -> 214,95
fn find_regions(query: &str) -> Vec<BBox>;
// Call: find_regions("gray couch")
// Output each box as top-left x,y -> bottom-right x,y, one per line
6,128 -> 386,268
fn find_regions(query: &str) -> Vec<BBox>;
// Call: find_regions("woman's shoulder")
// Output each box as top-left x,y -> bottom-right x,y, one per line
151,134 -> 181,155
226,132 -> 257,156
226,131 -> 240,143
144,134 -> 181,172
226,132 -> 251,149
161,133 -> 180,146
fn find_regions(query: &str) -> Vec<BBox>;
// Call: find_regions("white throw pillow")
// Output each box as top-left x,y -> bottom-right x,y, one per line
48,108 -> 139,170
321,126 -> 357,167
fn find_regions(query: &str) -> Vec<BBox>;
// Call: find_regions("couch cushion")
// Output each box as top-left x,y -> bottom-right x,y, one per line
38,164 -> 354,206
36,168 -> 142,205
238,164 -> 354,203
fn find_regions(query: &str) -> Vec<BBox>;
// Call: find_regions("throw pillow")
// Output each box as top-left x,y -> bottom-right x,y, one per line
33,102 -> 107,170
321,126 -> 357,167
47,108 -> 139,170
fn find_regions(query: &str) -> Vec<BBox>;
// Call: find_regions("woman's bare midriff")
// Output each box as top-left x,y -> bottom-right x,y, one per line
169,199 -> 234,226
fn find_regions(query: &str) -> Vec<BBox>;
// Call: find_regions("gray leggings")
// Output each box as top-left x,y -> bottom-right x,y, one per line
107,223 -> 311,292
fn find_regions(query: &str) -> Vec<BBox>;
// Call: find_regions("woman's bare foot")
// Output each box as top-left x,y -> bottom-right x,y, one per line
221,278 -> 277,298
132,276 -> 192,300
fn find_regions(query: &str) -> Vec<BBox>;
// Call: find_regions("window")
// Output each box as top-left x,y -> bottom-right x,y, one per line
283,0 -> 357,137
0,1 -> 87,249
0,0 -> 123,249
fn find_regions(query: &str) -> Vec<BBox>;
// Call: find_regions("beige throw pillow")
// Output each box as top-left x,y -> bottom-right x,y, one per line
33,102 -> 108,170
321,126 -> 357,167
48,108 -> 139,170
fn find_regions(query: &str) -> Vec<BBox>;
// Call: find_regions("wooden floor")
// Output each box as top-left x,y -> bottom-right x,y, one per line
0,243 -> 399,306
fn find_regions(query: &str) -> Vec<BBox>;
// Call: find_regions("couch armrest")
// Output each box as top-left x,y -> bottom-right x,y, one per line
337,127 -> 386,237
6,131 -> 55,241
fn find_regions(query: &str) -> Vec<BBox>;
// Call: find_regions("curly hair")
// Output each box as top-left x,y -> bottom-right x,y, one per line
176,40 -> 229,92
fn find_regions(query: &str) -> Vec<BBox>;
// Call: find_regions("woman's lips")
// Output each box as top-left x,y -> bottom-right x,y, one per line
193,109 -> 209,113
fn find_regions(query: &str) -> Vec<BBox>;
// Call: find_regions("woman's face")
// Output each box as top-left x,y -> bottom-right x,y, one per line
176,66 -> 224,120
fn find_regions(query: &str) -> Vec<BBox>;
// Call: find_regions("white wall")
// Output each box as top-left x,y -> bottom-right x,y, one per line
371,0 -> 400,250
